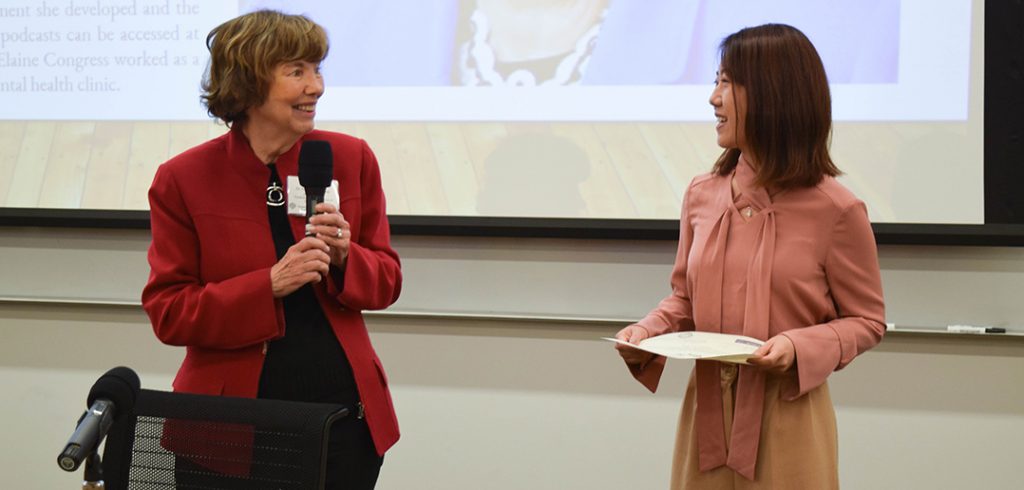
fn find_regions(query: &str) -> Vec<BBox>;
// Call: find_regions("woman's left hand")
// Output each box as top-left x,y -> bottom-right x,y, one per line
307,202 -> 351,269
747,334 -> 796,374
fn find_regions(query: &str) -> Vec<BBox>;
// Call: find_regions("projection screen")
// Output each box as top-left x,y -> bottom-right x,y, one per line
0,0 -> 984,227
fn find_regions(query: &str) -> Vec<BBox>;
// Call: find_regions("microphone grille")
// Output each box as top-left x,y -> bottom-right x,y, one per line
87,366 -> 141,419
298,140 -> 333,187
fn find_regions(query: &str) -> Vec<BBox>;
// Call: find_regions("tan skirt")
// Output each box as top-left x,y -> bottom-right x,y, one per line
670,364 -> 838,489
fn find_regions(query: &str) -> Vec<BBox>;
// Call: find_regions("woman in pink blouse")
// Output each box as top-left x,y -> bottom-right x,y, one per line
614,24 -> 886,488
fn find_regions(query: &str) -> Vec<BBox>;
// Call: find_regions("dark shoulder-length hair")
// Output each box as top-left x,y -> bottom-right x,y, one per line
201,10 -> 328,126
711,23 -> 840,189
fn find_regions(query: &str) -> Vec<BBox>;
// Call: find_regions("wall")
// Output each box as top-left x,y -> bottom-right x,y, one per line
1,228 -> 1022,489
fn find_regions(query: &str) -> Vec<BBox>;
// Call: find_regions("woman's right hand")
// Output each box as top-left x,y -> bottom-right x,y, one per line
614,324 -> 654,366
270,237 -> 331,298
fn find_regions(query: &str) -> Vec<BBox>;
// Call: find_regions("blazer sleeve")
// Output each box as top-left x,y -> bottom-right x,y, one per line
327,140 -> 403,311
781,201 -> 887,399
141,165 -> 284,349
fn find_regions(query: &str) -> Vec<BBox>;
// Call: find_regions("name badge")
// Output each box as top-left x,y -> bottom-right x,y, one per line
286,175 -> 340,216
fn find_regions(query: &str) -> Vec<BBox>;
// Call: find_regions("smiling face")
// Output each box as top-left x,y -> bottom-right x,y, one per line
709,68 -> 748,152
245,60 -> 324,141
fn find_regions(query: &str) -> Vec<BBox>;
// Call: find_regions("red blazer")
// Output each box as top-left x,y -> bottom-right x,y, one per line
142,127 -> 402,455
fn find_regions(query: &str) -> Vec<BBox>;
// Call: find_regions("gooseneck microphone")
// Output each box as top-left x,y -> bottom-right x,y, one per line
298,140 -> 334,225
57,366 -> 141,472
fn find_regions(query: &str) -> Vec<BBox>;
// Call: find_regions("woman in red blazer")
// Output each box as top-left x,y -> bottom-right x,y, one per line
141,10 -> 401,489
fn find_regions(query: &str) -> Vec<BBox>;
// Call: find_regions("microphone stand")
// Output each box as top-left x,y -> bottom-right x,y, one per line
82,452 -> 104,489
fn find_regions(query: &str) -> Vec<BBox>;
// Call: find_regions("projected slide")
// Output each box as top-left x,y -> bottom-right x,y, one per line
0,0 -> 981,225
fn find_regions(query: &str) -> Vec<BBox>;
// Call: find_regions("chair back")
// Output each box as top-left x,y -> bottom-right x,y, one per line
101,388 -> 348,489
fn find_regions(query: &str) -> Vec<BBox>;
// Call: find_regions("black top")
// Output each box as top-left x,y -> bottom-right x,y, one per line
257,164 -> 357,403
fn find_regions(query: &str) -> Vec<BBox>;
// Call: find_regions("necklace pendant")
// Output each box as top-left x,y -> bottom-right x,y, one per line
266,183 -> 285,207
742,206 -> 755,218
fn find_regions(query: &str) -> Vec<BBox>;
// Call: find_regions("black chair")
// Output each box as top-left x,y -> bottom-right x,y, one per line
100,388 -> 348,489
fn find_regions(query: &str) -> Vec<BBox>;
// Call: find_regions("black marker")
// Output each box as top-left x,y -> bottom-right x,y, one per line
946,325 -> 1006,334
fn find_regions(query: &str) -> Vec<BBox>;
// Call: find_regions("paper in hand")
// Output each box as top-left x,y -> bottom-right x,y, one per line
605,331 -> 764,364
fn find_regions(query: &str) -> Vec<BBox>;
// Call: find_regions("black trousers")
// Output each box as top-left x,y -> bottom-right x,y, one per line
324,411 -> 384,489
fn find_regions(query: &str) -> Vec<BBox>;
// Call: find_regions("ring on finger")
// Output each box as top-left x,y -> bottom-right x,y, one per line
335,228 -> 344,239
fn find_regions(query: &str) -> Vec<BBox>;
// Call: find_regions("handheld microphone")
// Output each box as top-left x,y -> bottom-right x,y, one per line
57,367 -> 141,472
298,140 -> 333,226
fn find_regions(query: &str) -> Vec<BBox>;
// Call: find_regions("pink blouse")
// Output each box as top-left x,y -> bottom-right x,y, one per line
629,156 -> 886,479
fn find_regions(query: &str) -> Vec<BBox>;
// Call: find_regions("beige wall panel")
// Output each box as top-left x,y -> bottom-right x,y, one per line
3,228 -> 1023,490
